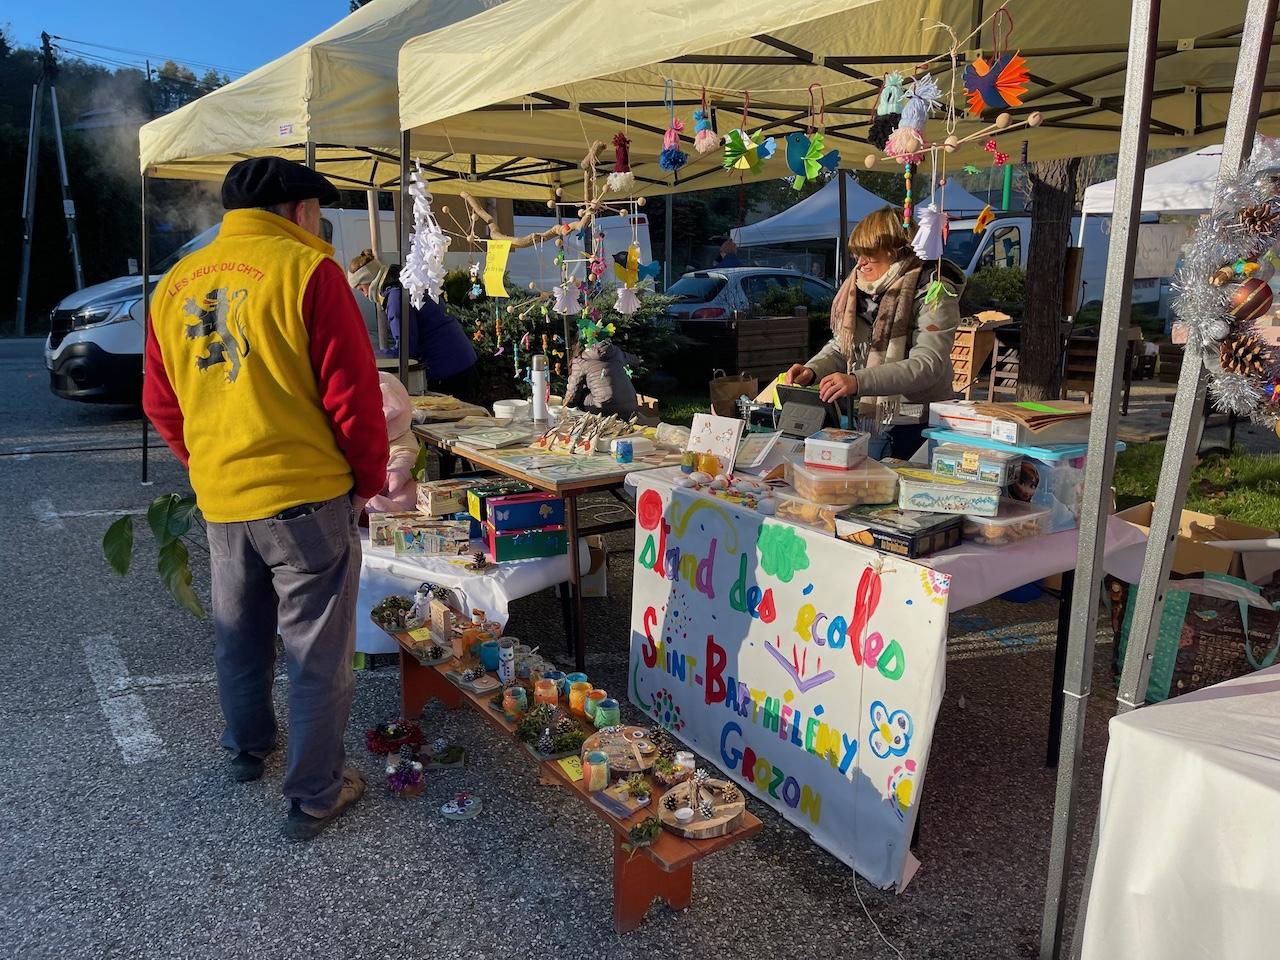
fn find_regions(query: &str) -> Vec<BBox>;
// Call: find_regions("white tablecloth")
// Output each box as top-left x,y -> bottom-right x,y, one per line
623,467 -> 1149,612
357,533 -> 589,654
1081,665 -> 1280,959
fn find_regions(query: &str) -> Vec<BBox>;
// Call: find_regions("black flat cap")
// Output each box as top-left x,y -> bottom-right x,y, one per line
221,157 -> 341,210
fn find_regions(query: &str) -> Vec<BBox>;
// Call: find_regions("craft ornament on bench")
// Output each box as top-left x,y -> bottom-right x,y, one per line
608,132 -> 635,193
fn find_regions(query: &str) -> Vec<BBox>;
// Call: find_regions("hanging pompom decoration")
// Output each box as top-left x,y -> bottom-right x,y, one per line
885,127 -> 924,165
869,72 -> 906,150
693,87 -> 719,155
401,162 -> 450,308
658,80 -> 688,173
900,73 -> 941,134
607,132 -> 635,193
963,10 -> 1029,116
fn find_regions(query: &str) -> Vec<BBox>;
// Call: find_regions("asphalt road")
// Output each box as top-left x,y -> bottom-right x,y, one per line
0,337 -> 1114,959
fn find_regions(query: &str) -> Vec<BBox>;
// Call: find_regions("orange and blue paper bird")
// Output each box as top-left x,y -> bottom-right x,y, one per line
973,204 -> 996,234
722,128 -> 776,174
963,51 -> 1030,116
784,132 -> 840,190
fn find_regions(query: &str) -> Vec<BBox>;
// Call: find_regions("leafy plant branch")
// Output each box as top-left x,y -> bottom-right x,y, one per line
102,493 -> 206,618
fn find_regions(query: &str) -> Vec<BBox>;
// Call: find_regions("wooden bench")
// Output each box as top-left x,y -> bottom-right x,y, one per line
392,633 -> 764,932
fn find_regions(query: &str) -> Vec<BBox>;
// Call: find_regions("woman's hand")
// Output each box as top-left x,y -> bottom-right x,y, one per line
785,364 -> 816,386
818,372 -> 859,403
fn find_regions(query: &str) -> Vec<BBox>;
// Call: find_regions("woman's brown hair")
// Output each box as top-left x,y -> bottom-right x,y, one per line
848,206 -> 910,259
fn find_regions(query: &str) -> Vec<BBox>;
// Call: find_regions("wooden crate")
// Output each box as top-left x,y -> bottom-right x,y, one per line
734,315 -> 810,381
951,327 -> 997,399
1157,342 -> 1183,383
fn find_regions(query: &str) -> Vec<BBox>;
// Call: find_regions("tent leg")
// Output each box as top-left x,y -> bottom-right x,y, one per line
304,140 -> 316,170
398,130 -> 411,388
1067,5 -> 1277,956
141,174 -> 152,486
663,194 -> 673,290
1036,0 -> 1162,957
837,174 -> 849,283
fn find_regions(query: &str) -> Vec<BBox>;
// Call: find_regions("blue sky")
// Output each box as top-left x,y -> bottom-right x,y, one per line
4,1 -> 351,77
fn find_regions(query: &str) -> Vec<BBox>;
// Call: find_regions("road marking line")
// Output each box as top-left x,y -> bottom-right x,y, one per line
82,633 -> 165,764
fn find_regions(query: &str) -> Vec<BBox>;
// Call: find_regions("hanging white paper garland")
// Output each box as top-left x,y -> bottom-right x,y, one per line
402,163 -> 450,309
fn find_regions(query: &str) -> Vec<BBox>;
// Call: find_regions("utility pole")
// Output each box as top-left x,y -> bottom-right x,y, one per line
16,32 -> 85,336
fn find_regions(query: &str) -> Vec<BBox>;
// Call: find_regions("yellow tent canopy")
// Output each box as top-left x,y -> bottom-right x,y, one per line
138,0 -> 502,186
398,0 -> 1280,199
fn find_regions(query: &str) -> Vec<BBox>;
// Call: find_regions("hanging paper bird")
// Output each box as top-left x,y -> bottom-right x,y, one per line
963,51 -> 1030,116
612,245 -> 661,287
722,128 -> 776,174
693,108 -> 719,155
923,278 -> 959,306
784,132 -> 840,189
659,118 -> 688,172
615,286 -> 641,315
973,204 -> 996,234
607,132 -> 634,193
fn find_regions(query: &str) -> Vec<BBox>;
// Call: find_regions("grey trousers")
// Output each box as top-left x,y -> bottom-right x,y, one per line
206,494 -> 360,813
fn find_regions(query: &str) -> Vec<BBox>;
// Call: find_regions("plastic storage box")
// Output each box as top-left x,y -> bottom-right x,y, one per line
803,429 -> 870,470
962,499 -> 1052,545
774,491 -> 852,534
786,457 -> 899,505
931,443 -> 1022,487
895,467 -> 1001,516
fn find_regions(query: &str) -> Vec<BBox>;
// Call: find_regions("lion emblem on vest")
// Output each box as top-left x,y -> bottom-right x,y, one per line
183,288 -> 251,382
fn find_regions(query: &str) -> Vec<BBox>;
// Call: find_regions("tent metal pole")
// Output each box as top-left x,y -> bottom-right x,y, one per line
837,173 -> 849,282
304,140 -> 316,170
1066,5 -> 1277,956
140,174 -> 152,486
398,130 -> 411,387
664,193 -> 674,290
1036,0 -> 1162,957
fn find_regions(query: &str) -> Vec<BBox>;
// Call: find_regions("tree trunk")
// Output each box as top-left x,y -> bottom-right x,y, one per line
1018,156 -> 1081,401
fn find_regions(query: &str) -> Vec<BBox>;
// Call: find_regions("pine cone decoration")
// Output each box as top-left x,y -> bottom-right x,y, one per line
1220,333 -> 1274,378
430,584 -> 452,602
698,798 -> 715,819
537,728 -> 554,755
554,714 -> 576,736
719,784 -> 741,804
1238,202 -> 1280,237
663,792 -> 680,811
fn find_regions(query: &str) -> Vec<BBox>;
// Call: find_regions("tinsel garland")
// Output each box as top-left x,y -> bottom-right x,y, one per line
1172,140 -> 1280,426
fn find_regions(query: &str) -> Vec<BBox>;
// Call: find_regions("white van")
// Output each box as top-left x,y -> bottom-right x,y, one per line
942,213 -> 1163,313
45,208 -> 397,403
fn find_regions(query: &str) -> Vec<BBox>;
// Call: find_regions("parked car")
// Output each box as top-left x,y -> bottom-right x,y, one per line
45,208 -> 397,403
664,267 -> 835,321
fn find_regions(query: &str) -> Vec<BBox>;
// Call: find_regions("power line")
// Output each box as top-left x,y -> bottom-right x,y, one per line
49,35 -> 247,76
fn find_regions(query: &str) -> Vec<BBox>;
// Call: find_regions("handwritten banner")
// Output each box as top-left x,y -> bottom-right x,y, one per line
483,239 -> 511,298
628,477 -> 950,889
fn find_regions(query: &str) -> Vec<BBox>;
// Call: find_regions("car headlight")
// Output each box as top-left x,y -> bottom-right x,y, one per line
71,299 -> 140,330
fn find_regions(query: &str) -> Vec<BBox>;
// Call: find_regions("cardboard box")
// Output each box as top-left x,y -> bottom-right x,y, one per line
417,478 -> 473,516
927,399 -> 1092,446
835,506 -> 963,559
582,535 -> 608,597
392,520 -> 473,557
484,522 -> 568,561
1115,502 -> 1277,579
368,511 -> 427,549
486,491 -> 566,532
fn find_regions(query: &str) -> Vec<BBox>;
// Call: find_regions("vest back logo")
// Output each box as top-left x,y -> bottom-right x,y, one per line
183,287 -> 251,382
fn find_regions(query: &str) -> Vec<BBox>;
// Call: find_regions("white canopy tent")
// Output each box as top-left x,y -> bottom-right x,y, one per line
1081,143 -> 1230,215
731,174 -> 886,246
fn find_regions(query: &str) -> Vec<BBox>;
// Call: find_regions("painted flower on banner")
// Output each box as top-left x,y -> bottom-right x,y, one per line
757,522 -> 811,584
919,568 -> 950,606
869,700 -> 913,759
888,759 -> 917,820
650,688 -> 686,732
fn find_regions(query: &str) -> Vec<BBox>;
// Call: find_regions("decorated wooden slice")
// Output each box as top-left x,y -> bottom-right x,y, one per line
581,725 -> 657,773
657,777 -> 746,839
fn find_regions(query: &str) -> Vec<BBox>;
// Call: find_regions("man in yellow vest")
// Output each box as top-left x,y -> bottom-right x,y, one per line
143,157 -> 389,840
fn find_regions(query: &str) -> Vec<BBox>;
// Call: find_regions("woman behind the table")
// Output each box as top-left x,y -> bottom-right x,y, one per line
785,206 -> 964,459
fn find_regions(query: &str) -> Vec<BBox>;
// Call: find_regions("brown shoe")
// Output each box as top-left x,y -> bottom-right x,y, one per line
282,768 -> 367,841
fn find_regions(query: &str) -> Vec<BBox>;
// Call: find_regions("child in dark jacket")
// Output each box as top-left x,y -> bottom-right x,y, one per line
563,340 -> 639,419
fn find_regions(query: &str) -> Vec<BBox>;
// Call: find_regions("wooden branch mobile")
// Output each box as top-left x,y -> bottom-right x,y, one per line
444,139 -> 641,250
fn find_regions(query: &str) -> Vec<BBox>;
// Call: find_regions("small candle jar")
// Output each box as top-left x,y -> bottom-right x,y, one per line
502,685 -> 528,721
497,638 -> 516,684
593,697 -> 620,729
675,750 -> 695,775
584,688 -> 607,720
568,681 -> 592,716
696,452 -> 721,476
680,450 -> 698,474
565,671 -> 589,688
583,750 -> 610,792
542,670 -> 567,696
534,678 -> 558,707
479,639 -> 500,671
